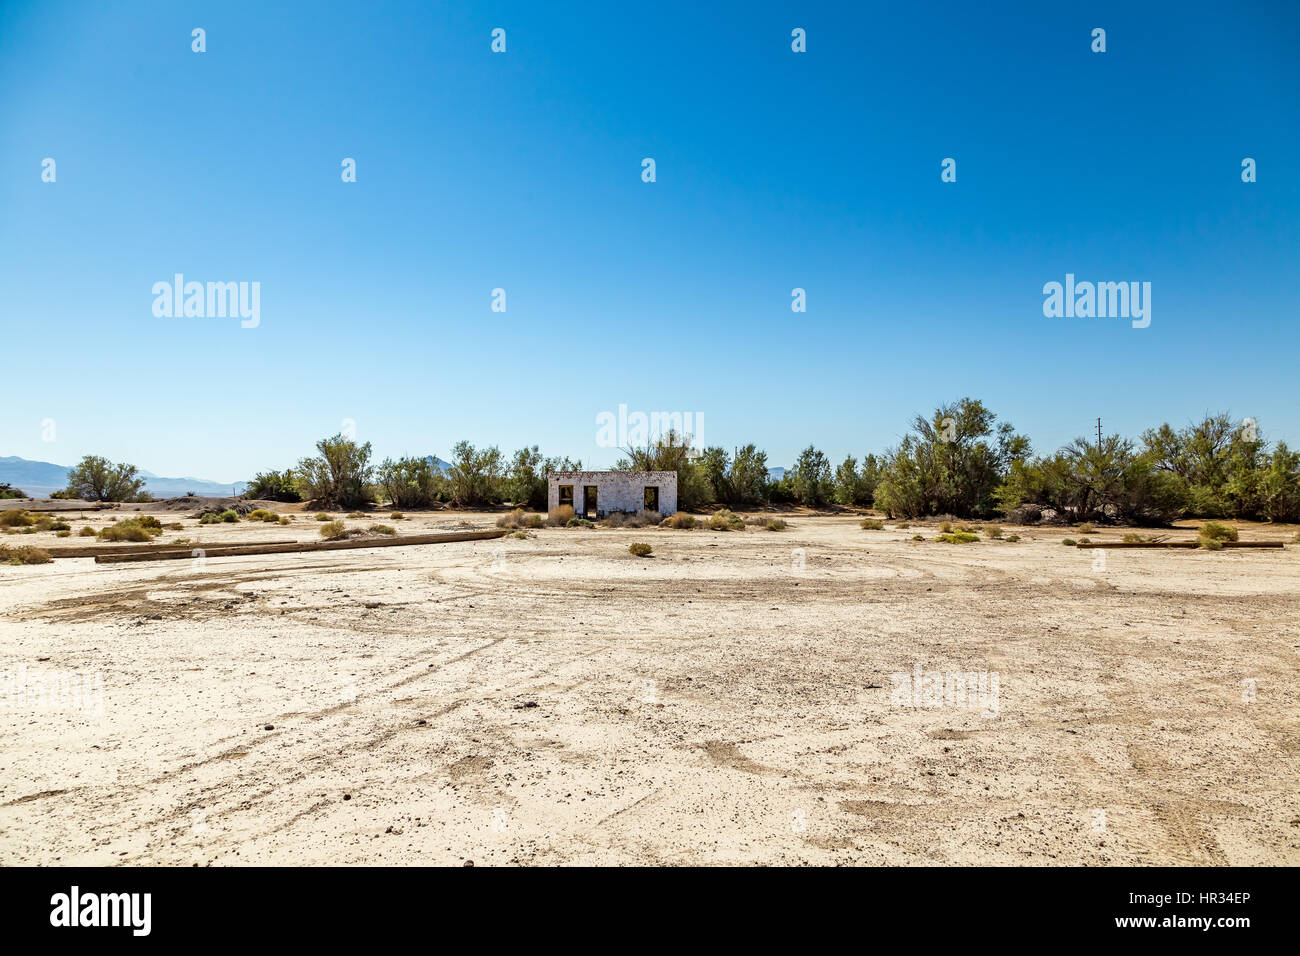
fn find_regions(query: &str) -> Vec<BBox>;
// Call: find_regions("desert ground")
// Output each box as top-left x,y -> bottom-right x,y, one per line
1,504 -> 1297,866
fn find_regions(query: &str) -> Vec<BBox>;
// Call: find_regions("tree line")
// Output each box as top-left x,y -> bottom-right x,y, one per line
39,398 -> 1300,524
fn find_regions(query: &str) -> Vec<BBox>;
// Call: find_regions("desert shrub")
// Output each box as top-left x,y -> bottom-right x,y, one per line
347,511 -> 366,519
1077,537 -> 1091,545
661,512 -> 695,529
566,517 -> 594,528
1062,538 -> 1077,546
132,515 -> 164,533
511,530 -> 529,539
602,512 -> 628,528
369,525 -> 397,536
47,520 -> 71,532
1004,533 -> 1019,542
247,509 -> 273,521
315,513 -> 331,522
0,544 -> 52,565
957,523 -> 978,534
626,510 -> 661,528
390,512 -> 404,520
1077,522 -> 1095,534
1122,532 -> 1146,543
497,508 -> 529,529
547,505 -> 575,527
56,529 -> 70,537
0,483 -> 26,499
628,542 -> 653,556
97,522 -> 154,542
218,510 -> 239,523
896,522 -> 910,529
936,531 -> 979,543
912,534 -> 925,541
199,513 -> 220,524
164,522 -> 183,530
860,518 -> 885,530
1198,521 -> 1238,549
246,469 -> 302,502
524,513 -> 543,529
319,520 -> 347,540
984,525 -> 1003,539
763,518 -> 788,531
0,510 -> 33,528
278,516 -> 291,525
708,509 -> 744,531
78,526 -> 96,536
939,521 -> 953,533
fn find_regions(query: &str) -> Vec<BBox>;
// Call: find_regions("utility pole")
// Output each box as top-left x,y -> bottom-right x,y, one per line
1097,417 -> 1102,450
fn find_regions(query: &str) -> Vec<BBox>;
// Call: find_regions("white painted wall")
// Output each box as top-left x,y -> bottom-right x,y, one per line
546,471 -> 678,517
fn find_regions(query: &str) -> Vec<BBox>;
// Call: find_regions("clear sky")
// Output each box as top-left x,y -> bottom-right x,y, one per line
1,0 -> 1297,482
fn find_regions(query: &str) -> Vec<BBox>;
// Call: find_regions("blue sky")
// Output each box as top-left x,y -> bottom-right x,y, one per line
1,0 -> 1297,481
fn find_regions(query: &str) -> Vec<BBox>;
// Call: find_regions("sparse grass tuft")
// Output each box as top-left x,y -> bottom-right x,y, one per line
763,518 -> 788,531
1077,522 -> 1096,534
939,521 -> 953,533
369,524 -> 397,535
628,542 -> 653,557
319,520 -> 347,540
79,526 -> 96,536
97,521 -> 154,542
1077,537 -> 1091,545
315,513 -> 331,521
707,509 -> 744,531
936,531 -> 979,543
1062,538 -> 1077,546
984,525 -> 1004,539
1004,533 -> 1020,542
347,511 -> 366,519
566,517 -> 594,528
390,512 -> 404,520
547,505 -> 575,527
860,518 -> 885,530
0,544 -> 52,565
0,510 -> 34,528
661,512 -> 695,529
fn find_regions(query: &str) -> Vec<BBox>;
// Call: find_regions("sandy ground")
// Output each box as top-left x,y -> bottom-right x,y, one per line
1,510 -> 1297,866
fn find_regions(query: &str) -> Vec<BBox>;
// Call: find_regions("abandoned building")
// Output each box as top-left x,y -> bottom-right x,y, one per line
547,471 -> 678,519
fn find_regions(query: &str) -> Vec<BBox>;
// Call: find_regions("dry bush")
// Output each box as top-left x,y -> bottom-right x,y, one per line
628,542 -> 653,557
315,513 -> 331,521
1198,521 -> 1237,550
97,521 -> 154,542
984,525 -> 1004,539
0,510 -> 33,528
936,531 -> 979,543
497,508 -> 528,529
1062,538 -> 1077,546
1004,533 -> 1020,542
247,509 -> 273,521
390,512 -> 404,520
319,520 -> 347,540
346,511 -> 366,519
546,505 -> 575,527
1077,522 -> 1096,534
0,544 -> 52,565
860,518 -> 885,530
708,509 -> 744,531
369,524 -> 397,535
939,521 -> 953,533
79,527 -> 95,536
661,512 -> 695,529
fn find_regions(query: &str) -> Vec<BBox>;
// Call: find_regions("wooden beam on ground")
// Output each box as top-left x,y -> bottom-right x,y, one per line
1076,541 -> 1284,549
93,529 -> 509,563
45,539 -> 297,559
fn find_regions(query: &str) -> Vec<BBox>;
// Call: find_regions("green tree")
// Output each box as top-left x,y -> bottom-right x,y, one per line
729,444 -> 769,506
246,469 -> 302,502
63,455 -> 148,502
376,456 -> 443,508
791,446 -> 832,507
295,434 -> 374,508
446,441 -> 504,508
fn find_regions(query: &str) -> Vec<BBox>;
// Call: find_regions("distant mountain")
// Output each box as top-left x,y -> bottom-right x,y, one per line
0,456 -> 245,499
424,455 -> 452,473
767,466 -> 786,481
